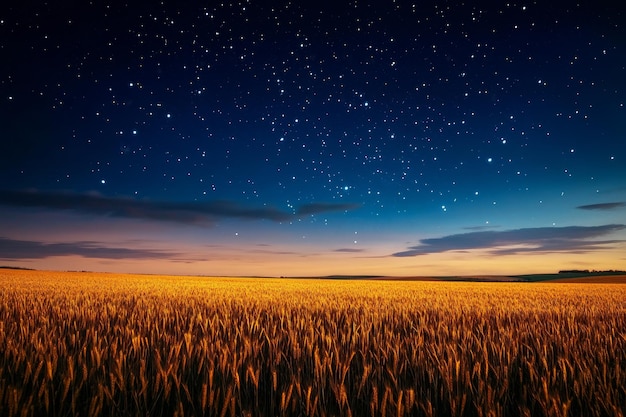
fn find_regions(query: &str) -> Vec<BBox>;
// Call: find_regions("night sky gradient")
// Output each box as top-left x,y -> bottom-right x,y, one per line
1,1 -> 625,276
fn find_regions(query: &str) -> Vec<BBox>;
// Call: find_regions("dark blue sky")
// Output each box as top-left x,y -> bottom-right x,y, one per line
1,1 -> 625,275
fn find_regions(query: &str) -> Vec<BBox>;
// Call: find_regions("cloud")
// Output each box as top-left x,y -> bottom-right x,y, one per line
296,202 -> 361,216
463,225 -> 501,231
392,224 -> 626,257
0,237 -> 178,260
0,190 -> 359,225
333,248 -> 365,253
577,202 -> 625,210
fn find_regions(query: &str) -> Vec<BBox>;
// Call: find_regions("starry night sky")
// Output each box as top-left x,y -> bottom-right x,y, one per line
1,1 -> 625,276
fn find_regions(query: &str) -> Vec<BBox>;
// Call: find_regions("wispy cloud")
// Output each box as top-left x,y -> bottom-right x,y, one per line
333,248 -> 365,253
0,190 -> 359,225
392,224 -> 626,257
463,225 -> 501,231
577,202 -> 625,211
0,237 -> 178,260
296,202 -> 360,216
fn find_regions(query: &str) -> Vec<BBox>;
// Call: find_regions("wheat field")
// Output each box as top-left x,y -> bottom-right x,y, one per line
0,269 -> 624,417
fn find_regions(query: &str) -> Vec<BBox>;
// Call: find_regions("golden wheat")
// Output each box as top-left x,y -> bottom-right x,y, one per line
0,269 -> 624,416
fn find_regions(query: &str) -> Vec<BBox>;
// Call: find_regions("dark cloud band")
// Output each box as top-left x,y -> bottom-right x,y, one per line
0,190 -> 359,225
0,238 -> 177,260
577,202 -> 625,211
297,202 -> 360,216
392,224 -> 626,257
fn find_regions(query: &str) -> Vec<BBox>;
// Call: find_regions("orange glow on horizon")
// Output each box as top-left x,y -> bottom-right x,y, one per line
5,244 -> 624,277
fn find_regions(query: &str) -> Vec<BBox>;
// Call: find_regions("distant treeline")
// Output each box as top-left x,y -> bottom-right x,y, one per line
558,269 -> 626,274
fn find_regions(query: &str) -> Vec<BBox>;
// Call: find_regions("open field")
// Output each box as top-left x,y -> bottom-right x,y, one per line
0,269 -> 625,416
